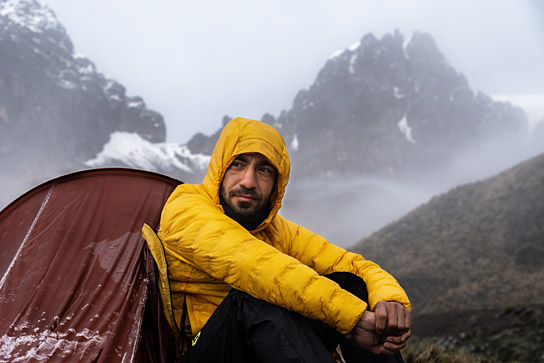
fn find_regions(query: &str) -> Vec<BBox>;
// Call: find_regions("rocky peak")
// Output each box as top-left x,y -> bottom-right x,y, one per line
273,31 -> 527,178
0,0 -> 65,36
185,31 -> 528,180
0,0 -> 168,207
186,115 -> 231,155
0,0 -> 165,162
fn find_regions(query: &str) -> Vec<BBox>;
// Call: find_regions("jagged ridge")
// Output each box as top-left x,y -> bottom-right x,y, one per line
0,0 -> 165,162
187,31 -> 529,179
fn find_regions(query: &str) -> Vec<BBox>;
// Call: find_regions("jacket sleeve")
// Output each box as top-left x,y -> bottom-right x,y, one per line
275,215 -> 411,312
158,185 -> 366,334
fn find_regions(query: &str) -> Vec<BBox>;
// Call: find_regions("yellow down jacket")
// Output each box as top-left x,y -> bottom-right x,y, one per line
143,117 -> 410,342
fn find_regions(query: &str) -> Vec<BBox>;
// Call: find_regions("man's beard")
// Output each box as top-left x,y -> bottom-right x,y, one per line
220,186 -> 271,230
224,186 -> 263,216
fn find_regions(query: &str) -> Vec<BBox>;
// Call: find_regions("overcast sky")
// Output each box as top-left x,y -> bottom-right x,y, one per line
40,0 -> 544,144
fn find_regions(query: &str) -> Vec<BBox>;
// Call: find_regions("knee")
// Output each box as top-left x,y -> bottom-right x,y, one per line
325,272 -> 368,303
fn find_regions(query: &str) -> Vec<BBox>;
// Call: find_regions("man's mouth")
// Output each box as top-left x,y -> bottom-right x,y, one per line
230,187 -> 261,201
234,194 -> 258,201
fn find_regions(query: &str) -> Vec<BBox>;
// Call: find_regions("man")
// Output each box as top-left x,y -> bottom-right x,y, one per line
143,117 -> 411,362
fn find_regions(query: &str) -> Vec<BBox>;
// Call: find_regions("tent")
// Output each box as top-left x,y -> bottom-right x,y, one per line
0,168 -> 181,362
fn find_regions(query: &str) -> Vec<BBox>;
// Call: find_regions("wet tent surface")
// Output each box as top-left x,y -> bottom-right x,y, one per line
0,168 -> 181,362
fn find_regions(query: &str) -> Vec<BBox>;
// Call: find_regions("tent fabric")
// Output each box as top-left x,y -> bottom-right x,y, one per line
0,168 -> 181,362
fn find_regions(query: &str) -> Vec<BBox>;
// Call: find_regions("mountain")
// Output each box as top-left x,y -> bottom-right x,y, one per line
189,31 -> 530,180
350,152 -> 544,358
0,0 -> 205,207
352,152 -> 544,313
0,0 -> 166,158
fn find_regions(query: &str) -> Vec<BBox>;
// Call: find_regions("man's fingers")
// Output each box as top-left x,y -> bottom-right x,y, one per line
388,302 -> 412,334
382,341 -> 407,355
399,330 -> 411,342
387,303 -> 399,332
369,301 -> 413,355
374,301 -> 404,334
373,302 -> 388,334
403,308 -> 412,332
384,329 -> 411,344
392,303 -> 410,332
374,301 -> 413,335
384,335 -> 404,345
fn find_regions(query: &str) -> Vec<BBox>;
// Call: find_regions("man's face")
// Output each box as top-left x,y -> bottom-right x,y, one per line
220,153 -> 277,217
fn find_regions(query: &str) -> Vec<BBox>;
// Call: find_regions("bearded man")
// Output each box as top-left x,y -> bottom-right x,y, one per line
143,117 -> 411,362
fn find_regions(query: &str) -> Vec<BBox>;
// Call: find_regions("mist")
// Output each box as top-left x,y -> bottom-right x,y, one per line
280,134 -> 544,248
0,147 -> 75,211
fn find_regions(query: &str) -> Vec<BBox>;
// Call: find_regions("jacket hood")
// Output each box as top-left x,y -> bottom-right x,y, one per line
202,117 -> 290,232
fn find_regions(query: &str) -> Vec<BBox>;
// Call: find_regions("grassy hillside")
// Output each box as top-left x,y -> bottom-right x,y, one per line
352,153 -> 544,361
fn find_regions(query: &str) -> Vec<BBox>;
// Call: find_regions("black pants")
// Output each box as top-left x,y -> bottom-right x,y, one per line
182,273 -> 404,363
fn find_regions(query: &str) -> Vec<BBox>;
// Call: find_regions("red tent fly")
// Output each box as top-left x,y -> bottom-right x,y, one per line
0,168 -> 181,362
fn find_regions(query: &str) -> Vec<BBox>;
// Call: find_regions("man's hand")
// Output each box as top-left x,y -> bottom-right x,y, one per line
349,302 -> 412,355
373,301 -> 411,336
373,301 -> 411,354
348,310 -> 383,355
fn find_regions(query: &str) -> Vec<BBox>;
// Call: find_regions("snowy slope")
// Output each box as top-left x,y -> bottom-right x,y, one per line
0,0 -> 60,33
85,132 -> 209,175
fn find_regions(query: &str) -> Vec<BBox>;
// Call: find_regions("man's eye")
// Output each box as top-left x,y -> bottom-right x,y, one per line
259,167 -> 272,174
229,161 -> 248,171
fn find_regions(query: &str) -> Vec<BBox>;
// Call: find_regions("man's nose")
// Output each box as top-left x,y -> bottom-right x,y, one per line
239,167 -> 258,189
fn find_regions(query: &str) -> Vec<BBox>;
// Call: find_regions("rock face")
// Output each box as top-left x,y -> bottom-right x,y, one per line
189,31 -> 528,179
0,0 -> 167,204
0,1 -> 164,161
275,31 -> 527,177
186,115 -> 231,155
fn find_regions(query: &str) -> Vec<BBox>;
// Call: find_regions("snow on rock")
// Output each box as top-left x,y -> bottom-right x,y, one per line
348,41 -> 361,52
329,41 -> 360,60
349,52 -> 358,74
393,86 -> 405,99
291,133 -> 299,151
329,48 -> 344,59
85,132 -> 210,173
0,0 -> 62,34
398,116 -> 417,144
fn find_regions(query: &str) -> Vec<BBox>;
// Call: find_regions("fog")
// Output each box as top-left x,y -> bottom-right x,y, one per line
3,136 -> 541,246
282,176 -> 431,247
281,138 -> 544,248
0,147 -> 73,211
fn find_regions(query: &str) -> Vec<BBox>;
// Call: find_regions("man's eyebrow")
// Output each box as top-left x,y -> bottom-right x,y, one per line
258,160 -> 274,168
233,155 -> 275,170
234,155 -> 248,162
